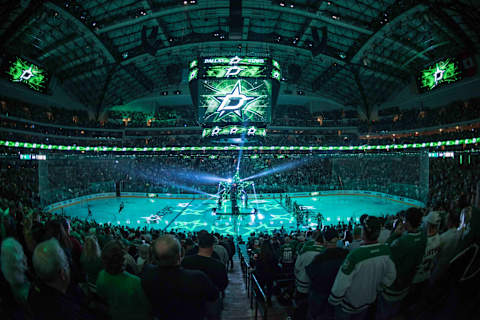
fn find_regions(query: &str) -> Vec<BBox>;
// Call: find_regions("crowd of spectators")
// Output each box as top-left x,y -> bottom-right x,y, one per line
243,191 -> 479,319
0,152 -> 444,206
0,201 -> 236,319
370,98 -> 480,133
0,153 -> 479,319
2,97 -> 480,134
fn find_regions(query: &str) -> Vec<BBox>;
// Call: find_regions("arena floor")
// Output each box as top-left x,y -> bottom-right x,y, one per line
52,192 -> 417,237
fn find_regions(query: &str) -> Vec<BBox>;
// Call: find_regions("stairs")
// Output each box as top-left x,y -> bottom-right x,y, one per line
222,254 -> 291,320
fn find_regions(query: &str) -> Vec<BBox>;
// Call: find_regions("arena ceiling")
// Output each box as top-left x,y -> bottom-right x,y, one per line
1,0 -> 479,118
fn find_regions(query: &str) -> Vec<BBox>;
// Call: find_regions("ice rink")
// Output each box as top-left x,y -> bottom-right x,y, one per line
50,192 -> 418,237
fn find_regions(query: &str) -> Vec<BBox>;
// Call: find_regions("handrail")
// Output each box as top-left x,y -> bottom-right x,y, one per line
237,245 -> 268,319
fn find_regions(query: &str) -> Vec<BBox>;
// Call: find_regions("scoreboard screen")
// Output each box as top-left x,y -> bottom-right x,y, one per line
416,57 -> 463,93
189,56 -> 280,125
2,56 -> 50,93
199,79 -> 272,123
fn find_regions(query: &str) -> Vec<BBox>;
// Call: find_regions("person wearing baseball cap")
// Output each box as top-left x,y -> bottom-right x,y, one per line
329,215 -> 396,318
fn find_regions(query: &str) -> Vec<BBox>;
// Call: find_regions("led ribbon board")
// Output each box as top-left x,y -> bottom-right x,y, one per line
202,126 -> 266,137
3,56 -> 50,93
417,58 -> 462,93
1,138 -> 478,153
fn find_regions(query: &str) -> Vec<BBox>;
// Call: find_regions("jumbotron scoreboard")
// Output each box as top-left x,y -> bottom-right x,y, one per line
2,56 -> 50,93
189,56 -> 281,138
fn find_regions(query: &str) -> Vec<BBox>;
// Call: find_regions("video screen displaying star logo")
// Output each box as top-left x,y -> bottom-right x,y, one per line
417,57 -> 463,93
3,57 -> 50,93
199,79 -> 271,123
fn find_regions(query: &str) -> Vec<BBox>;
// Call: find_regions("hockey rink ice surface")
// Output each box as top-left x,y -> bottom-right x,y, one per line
53,193 -> 417,237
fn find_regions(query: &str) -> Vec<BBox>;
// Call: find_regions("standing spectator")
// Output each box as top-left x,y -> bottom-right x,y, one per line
142,235 -> 219,320
433,211 -> 460,282
96,240 -> 151,320
136,243 -> 151,272
213,236 -> 230,269
294,230 -> 325,319
80,236 -> 103,285
378,208 -> 427,320
306,228 -> 348,320
329,216 -> 396,319
254,238 -> 278,306
1,238 -> 30,305
412,211 -> 442,286
28,238 -> 95,320
349,227 -> 362,250
182,231 -> 228,319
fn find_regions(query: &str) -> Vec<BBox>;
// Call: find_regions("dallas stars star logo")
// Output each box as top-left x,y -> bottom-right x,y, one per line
213,81 -> 258,120
229,56 -> 242,64
17,66 -> 35,82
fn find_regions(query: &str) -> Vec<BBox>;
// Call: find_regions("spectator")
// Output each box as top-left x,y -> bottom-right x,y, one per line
80,236 -> 103,285
411,211 -> 441,287
378,207 -> 427,320
28,238 -> 95,320
294,230 -> 325,318
96,240 -> 151,320
182,230 -> 228,319
141,235 -> 219,320
136,243 -> 151,272
306,228 -> 348,320
213,236 -> 230,269
329,216 -> 396,319
433,211 -> 460,281
254,238 -> 278,306
349,227 -> 362,250
1,238 -> 30,305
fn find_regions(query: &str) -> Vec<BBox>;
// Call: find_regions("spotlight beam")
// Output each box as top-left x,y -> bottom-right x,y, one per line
241,158 -> 311,182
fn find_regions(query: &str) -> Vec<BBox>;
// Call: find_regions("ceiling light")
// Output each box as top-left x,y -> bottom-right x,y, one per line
162,91 -> 168,96
280,2 -> 285,6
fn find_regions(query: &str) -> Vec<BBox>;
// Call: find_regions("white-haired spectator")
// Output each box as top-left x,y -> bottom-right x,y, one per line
1,238 -> 30,304
29,238 -> 94,319
137,243 -> 151,271
80,236 -> 103,285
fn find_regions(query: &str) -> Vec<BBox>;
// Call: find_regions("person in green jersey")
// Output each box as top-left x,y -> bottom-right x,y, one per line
377,207 -> 427,320
96,240 -> 151,320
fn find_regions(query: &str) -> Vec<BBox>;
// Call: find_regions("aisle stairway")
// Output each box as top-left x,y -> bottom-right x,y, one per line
222,253 -> 291,320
